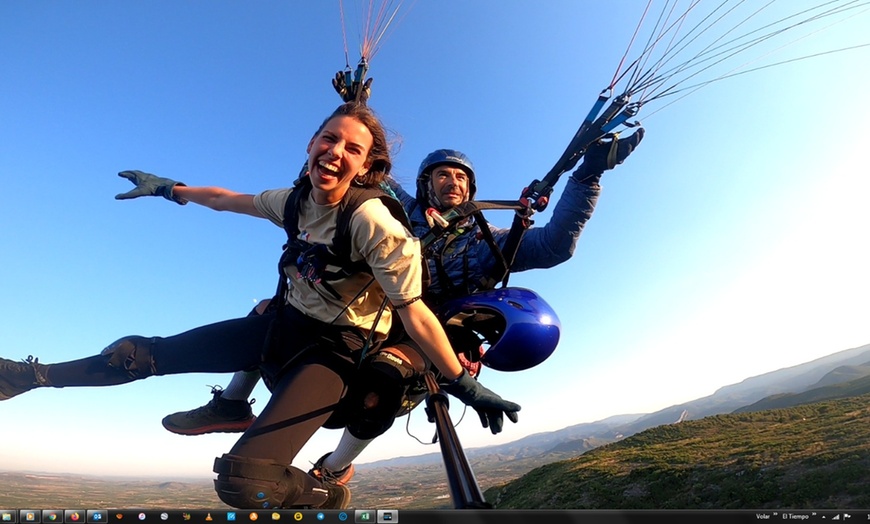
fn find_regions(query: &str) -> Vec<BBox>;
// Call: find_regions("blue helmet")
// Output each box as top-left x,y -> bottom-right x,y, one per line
416,149 -> 477,207
436,287 -> 560,372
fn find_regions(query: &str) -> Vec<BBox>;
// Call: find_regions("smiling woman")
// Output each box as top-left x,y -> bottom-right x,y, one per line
0,102 -> 520,510
305,114 -> 386,204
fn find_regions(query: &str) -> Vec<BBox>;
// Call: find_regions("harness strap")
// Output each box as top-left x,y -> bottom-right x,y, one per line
418,200 -> 524,250
472,211 -> 513,290
430,229 -> 462,302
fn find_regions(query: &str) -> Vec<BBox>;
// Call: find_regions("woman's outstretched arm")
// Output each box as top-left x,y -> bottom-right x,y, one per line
115,169 -> 264,218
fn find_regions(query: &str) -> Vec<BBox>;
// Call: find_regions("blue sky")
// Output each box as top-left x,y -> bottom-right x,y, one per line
1,1 -> 869,480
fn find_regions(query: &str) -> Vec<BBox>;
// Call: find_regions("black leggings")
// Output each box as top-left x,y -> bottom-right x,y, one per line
44,305 -> 366,465
45,313 -> 272,386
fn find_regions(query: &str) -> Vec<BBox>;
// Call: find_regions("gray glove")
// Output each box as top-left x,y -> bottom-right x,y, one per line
332,70 -> 373,104
442,370 -> 520,434
115,170 -> 187,205
572,127 -> 645,186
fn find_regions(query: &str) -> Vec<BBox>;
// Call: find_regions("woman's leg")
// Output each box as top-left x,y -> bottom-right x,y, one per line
313,340 -> 430,485
213,349 -> 355,509
0,313 -> 275,399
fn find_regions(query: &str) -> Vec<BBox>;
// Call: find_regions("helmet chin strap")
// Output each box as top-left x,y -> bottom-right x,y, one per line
426,178 -> 447,211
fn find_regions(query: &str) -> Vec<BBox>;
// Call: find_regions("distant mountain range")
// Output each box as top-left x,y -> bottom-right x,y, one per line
613,342 -> 870,435
360,342 -> 870,470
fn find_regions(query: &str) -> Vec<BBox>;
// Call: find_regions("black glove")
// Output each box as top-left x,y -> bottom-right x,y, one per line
332,71 -> 373,104
572,127 -> 645,186
115,170 -> 188,205
442,370 -> 520,434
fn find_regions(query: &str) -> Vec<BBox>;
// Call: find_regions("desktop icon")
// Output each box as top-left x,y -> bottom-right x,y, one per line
376,511 -> 397,524
353,511 -> 374,523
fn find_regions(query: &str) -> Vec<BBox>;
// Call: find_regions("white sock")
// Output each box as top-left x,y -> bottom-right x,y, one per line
323,429 -> 374,471
221,370 -> 260,401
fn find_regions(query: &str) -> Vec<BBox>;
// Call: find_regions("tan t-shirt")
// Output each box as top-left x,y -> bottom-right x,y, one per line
254,188 -> 422,337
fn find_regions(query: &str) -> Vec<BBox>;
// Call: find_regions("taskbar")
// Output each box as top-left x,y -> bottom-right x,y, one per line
1,509 -> 869,524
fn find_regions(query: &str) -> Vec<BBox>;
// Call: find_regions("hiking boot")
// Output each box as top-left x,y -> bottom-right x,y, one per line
308,452 -> 355,487
0,356 -> 49,401
313,481 -> 352,510
161,386 -> 256,435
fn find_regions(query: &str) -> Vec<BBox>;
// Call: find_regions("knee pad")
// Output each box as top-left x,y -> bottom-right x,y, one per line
344,349 -> 419,440
100,336 -> 156,378
213,454 -> 311,509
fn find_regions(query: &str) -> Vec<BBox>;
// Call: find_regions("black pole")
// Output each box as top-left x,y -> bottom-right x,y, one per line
423,371 -> 492,509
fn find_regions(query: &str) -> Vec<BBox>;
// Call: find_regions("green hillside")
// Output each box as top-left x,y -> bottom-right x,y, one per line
484,393 -> 870,509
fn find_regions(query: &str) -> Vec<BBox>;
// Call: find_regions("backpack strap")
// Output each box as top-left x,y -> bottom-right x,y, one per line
279,178 -> 423,292
333,185 -> 414,264
281,176 -> 311,245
